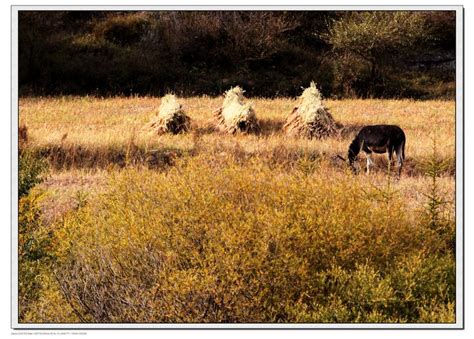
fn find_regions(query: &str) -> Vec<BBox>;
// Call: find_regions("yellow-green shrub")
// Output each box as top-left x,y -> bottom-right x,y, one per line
48,154 -> 454,323
19,149 -> 48,198
18,140 -> 57,322
18,192 -> 54,322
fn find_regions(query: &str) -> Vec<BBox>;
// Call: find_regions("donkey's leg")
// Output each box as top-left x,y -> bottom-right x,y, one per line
387,147 -> 393,173
366,153 -> 373,175
396,146 -> 404,178
387,145 -> 396,173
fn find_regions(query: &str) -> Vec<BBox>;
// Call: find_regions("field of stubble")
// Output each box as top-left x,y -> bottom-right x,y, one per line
18,96 -> 456,324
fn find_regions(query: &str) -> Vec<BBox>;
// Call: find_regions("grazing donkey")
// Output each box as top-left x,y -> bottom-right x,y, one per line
348,125 -> 406,176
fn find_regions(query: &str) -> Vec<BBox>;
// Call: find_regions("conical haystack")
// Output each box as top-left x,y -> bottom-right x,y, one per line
147,94 -> 191,134
283,82 -> 340,139
213,86 -> 260,134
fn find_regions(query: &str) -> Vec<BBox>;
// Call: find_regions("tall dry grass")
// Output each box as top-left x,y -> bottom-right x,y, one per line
19,96 -> 455,175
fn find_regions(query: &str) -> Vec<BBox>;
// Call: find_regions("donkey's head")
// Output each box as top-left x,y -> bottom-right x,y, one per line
347,138 -> 361,174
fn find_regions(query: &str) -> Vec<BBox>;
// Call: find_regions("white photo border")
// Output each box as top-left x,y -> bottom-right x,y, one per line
10,5 -> 464,330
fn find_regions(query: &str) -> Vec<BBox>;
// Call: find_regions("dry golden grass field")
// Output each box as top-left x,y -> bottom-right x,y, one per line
18,96 -> 456,324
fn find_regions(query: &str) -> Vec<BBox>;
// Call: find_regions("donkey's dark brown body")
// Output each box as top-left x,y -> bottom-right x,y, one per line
348,125 -> 406,176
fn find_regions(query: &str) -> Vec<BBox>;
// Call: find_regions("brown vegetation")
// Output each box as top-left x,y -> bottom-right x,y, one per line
19,11 -> 455,98
19,124 -> 29,149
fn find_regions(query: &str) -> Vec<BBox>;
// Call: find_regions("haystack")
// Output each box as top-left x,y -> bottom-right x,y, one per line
147,94 -> 191,134
213,86 -> 260,134
283,82 -> 340,139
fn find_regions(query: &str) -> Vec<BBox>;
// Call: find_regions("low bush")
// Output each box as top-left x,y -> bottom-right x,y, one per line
18,143 -> 55,321
93,13 -> 150,46
46,154 -> 454,323
19,149 -> 48,198
18,191 -> 55,321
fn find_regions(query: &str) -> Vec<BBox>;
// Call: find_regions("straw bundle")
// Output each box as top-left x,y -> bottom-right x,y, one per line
147,94 -> 191,134
213,86 -> 260,134
283,82 -> 340,139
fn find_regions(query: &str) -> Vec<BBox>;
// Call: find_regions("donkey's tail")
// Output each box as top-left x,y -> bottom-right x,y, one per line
402,137 -> 405,160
